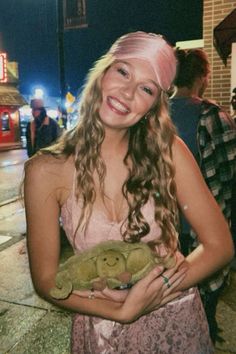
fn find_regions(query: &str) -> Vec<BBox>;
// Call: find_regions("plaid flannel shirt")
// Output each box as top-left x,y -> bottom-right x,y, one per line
190,100 -> 236,293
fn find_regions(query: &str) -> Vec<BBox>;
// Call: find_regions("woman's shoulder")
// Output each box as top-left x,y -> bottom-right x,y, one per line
172,135 -> 188,154
172,135 -> 197,165
24,153 -> 74,187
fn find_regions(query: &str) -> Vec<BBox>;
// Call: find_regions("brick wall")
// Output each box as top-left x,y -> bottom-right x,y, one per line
203,0 -> 236,111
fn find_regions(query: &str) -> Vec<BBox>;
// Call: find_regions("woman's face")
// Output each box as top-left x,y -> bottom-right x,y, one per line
99,58 -> 159,130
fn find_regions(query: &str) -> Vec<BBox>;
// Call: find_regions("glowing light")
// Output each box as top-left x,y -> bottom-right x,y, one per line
34,88 -> 44,99
47,109 -> 58,119
19,105 -> 32,116
66,92 -> 75,103
11,111 -> 19,121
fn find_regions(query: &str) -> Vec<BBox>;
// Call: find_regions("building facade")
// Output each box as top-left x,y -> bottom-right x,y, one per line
0,54 -> 27,148
203,0 -> 236,112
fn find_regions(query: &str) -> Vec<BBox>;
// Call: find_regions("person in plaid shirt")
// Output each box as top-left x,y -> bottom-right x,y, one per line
170,48 -> 236,344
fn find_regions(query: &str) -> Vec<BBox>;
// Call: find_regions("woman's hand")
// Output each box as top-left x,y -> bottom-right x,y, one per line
118,252 -> 188,323
73,251 -> 188,323
73,287 -> 129,303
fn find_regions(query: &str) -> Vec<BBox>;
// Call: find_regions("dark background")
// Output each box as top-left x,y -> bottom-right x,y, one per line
0,0 -> 203,97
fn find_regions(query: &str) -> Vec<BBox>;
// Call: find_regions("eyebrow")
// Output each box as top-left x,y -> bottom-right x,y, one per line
114,60 -> 159,89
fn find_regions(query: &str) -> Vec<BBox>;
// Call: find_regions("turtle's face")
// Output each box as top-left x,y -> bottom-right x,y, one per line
96,250 -> 126,277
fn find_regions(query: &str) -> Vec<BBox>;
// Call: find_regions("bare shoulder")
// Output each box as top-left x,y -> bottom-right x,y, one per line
171,135 -> 202,182
24,154 -> 72,181
24,153 -> 74,205
171,136 -> 194,163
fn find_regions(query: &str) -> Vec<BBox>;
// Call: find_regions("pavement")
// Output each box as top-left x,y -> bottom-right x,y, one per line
0,199 -> 236,353
0,143 -> 23,152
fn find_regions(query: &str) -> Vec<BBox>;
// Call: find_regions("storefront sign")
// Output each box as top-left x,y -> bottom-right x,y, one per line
0,53 -> 7,83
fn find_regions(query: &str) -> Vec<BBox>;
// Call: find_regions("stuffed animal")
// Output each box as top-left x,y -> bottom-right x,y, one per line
50,240 -> 176,299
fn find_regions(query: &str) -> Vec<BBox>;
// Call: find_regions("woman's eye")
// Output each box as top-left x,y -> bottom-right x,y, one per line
142,86 -> 153,95
117,67 -> 128,77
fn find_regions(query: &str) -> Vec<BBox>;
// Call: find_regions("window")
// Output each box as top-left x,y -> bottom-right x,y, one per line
64,0 -> 87,29
1,112 -> 10,131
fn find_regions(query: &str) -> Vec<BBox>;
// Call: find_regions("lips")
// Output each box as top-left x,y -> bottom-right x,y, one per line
107,96 -> 130,115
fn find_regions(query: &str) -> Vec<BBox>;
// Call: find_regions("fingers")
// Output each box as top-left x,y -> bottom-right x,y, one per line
159,267 -> 187,299
137,266 -> 164,289
163,265 -> 187,283
145,290 -> 182,313
163,271 -> 186,292
144,271 -> 186,314
72,289 -> 107,300
159,291 -> 183,307
173,251 -> 186,268
160,255 -> 187,282
72,287 -> 129,302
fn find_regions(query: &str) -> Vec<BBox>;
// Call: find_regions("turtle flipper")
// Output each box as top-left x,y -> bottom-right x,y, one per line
50,271 -> 73,299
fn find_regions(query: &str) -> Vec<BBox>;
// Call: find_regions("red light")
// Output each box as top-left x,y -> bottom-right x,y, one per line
0,53 -> 7,83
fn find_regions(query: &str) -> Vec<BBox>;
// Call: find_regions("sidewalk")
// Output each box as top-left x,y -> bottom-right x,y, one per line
0,142 -> 23,152
0,201 -> 73,354
0,203 -> 235,353
215,271 -> 236,353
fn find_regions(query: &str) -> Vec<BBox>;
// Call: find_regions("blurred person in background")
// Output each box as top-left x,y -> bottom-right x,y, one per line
26,98 -> 61,157
231,87 -> 236,123
230,88 -> 236,269
170,48 -> 236,344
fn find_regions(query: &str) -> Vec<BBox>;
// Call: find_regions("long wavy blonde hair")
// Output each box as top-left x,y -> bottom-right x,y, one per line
44,49 -> 179,255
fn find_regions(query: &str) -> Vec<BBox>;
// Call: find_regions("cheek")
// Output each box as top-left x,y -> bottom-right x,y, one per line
100,76 -> 107,93
137,96 -> 156,114
137,89 -> 159,112
101,71 -> 115,89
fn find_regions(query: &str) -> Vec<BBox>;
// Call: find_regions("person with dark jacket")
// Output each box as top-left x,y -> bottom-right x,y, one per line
170,48 -> 236,344
231,87 -> 236,123
26,99 -> 61,157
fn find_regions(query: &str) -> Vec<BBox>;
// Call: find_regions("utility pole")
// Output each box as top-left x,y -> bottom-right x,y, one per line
56,0 -> 67,109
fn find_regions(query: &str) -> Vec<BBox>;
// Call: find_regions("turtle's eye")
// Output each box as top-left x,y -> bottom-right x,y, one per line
103,258 -> 107,261
116,257 -> 119,261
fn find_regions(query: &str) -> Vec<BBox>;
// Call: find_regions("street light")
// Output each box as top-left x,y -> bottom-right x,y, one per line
34,88 -> 44,99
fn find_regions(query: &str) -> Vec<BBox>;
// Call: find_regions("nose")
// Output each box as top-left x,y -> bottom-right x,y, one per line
121,82 -> 136,100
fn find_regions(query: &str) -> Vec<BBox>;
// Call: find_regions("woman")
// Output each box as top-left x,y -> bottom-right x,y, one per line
24,32 -> 233,353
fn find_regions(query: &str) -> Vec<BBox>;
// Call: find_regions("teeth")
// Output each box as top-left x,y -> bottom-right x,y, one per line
109,97 -> 129,113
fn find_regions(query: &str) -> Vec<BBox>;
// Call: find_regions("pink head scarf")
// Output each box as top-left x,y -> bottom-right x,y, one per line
108,31 -> 177,91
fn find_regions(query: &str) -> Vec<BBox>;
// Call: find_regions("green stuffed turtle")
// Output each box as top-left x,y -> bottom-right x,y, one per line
50,240 -> 176,299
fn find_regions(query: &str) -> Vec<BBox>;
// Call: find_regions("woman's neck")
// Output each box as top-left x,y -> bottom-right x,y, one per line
102,128 -> 129,158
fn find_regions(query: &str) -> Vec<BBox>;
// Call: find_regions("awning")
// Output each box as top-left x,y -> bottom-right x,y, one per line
0,86 -> 27,107
214,9 -> 236,65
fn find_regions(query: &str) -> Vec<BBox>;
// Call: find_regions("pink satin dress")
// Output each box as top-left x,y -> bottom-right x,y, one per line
61,185 -> 214,354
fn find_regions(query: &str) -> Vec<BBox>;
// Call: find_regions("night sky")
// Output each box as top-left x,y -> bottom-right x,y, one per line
0,0 -> 203,98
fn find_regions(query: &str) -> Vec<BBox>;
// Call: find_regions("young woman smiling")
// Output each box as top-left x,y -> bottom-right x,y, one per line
24,32 -> 233,353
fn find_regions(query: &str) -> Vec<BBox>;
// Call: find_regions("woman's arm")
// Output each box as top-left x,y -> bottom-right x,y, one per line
24,155 -> 128,320
172,137 -> 234,289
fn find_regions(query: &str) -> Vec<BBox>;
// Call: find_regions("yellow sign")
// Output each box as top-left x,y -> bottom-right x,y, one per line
66,92 -> 75,103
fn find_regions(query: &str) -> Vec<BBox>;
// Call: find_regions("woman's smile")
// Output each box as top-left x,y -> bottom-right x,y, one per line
107,96 -> 131,116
